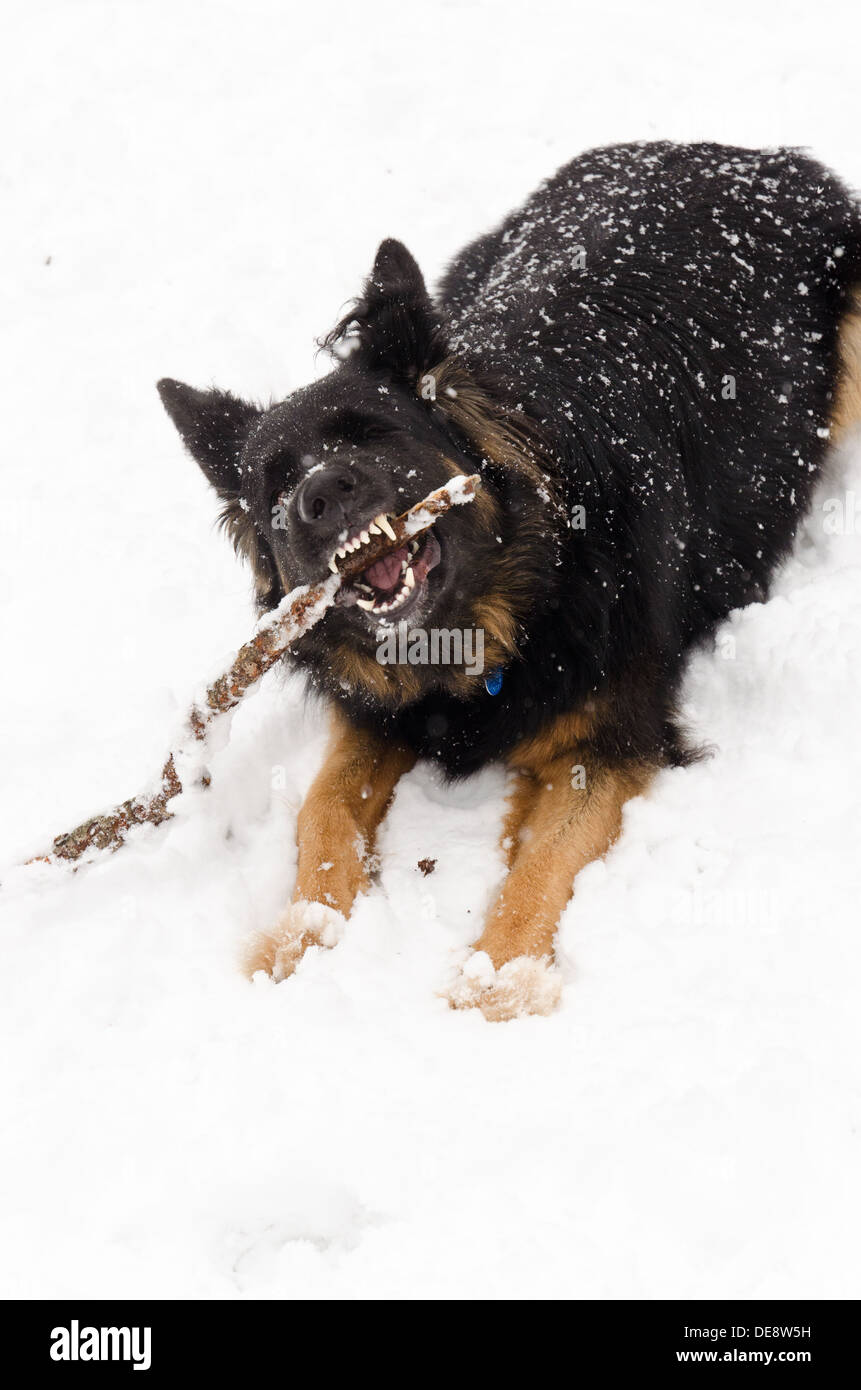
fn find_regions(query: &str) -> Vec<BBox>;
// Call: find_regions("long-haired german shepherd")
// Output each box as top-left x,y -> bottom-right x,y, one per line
158,141 -> 861,1020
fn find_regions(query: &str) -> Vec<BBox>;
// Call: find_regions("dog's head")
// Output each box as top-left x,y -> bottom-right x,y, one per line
158,239 -> 556,706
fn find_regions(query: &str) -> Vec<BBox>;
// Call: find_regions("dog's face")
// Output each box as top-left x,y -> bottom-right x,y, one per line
227,370 -> 480,630
159,240 -> 555,706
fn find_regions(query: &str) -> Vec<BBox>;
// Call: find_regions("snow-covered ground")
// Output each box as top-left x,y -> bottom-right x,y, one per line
2,0 -> 860,1299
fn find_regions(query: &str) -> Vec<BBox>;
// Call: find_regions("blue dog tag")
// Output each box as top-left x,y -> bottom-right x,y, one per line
484,666 -> 504,696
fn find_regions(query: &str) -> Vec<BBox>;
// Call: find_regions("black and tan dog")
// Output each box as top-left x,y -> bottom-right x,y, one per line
159,141 -> 861,1019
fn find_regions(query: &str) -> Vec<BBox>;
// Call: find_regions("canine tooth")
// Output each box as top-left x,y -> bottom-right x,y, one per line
404,567 -> 415,589
369,523 -> 381,535
356,598 -> 376,610
328,556 -> 340,573
377,515 -> 397,541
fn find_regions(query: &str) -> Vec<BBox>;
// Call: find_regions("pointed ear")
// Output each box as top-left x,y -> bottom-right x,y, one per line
368,237 -> 427,298
157,378 -> 259,495
322,238 -> 448,386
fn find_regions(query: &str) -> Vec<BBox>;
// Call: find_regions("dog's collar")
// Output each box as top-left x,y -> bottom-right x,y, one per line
484,667 -> 504,696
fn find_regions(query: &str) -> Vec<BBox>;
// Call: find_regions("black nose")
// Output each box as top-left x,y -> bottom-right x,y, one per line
295,466 -> 356,525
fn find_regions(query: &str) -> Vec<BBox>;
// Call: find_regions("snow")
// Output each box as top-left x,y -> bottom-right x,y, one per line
2,0 -> 861,1299
256,574 -> 342,641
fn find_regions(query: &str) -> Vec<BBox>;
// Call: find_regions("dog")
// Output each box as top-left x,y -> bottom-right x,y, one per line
158,141 -> 861,1020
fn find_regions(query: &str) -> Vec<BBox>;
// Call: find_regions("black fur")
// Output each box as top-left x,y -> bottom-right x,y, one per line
159,141 -> 861,777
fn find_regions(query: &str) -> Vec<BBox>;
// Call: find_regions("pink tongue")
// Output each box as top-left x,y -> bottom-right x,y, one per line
363,546 -> 407,593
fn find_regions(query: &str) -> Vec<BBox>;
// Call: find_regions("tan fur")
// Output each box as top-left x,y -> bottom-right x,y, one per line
245,712 -> 415,977
508,706 -> 603,771
499,771 -> 539,869
330,640 -> 424,703
439,449 -> 538,669
475,748 -> 652,969
292,709 -> 415,913
830,287 -> 861,444
245,907 -> 333,979
471,594 -> 521,665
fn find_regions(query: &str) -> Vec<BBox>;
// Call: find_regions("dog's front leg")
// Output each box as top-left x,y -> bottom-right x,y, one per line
451,752 -> 652,1021
246,710 -> 414,979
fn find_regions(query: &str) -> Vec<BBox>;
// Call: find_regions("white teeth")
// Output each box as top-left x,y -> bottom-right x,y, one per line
356,598 -> 376,610
404,566 -> 415,589
327,515 -> 397,579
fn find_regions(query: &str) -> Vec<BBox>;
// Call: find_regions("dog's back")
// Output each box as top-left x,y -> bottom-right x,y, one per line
440,141 -> 861,631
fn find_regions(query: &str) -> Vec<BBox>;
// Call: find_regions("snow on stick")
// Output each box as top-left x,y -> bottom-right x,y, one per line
30,475 -> 480,868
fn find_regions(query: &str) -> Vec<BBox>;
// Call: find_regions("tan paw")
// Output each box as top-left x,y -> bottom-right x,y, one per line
447,951 -> 562,1022
243,900 -> 346,981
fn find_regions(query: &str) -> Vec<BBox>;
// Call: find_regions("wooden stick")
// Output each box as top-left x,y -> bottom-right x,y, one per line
30,474 -> 480,867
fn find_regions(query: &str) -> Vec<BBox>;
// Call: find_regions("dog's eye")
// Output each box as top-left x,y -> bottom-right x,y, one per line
322,411 -> 397,447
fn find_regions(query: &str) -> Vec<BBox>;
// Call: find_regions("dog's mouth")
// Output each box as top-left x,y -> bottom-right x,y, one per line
334,528 -> 441,623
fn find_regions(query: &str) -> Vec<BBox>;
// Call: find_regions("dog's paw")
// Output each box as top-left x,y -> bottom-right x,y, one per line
447,951 -> 562,1022
243,900 -> 346,982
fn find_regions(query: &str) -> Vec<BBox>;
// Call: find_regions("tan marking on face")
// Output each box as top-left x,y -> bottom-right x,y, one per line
428,359 -> 553,494
831,287 -> 861,444
471,593 -> 520,663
